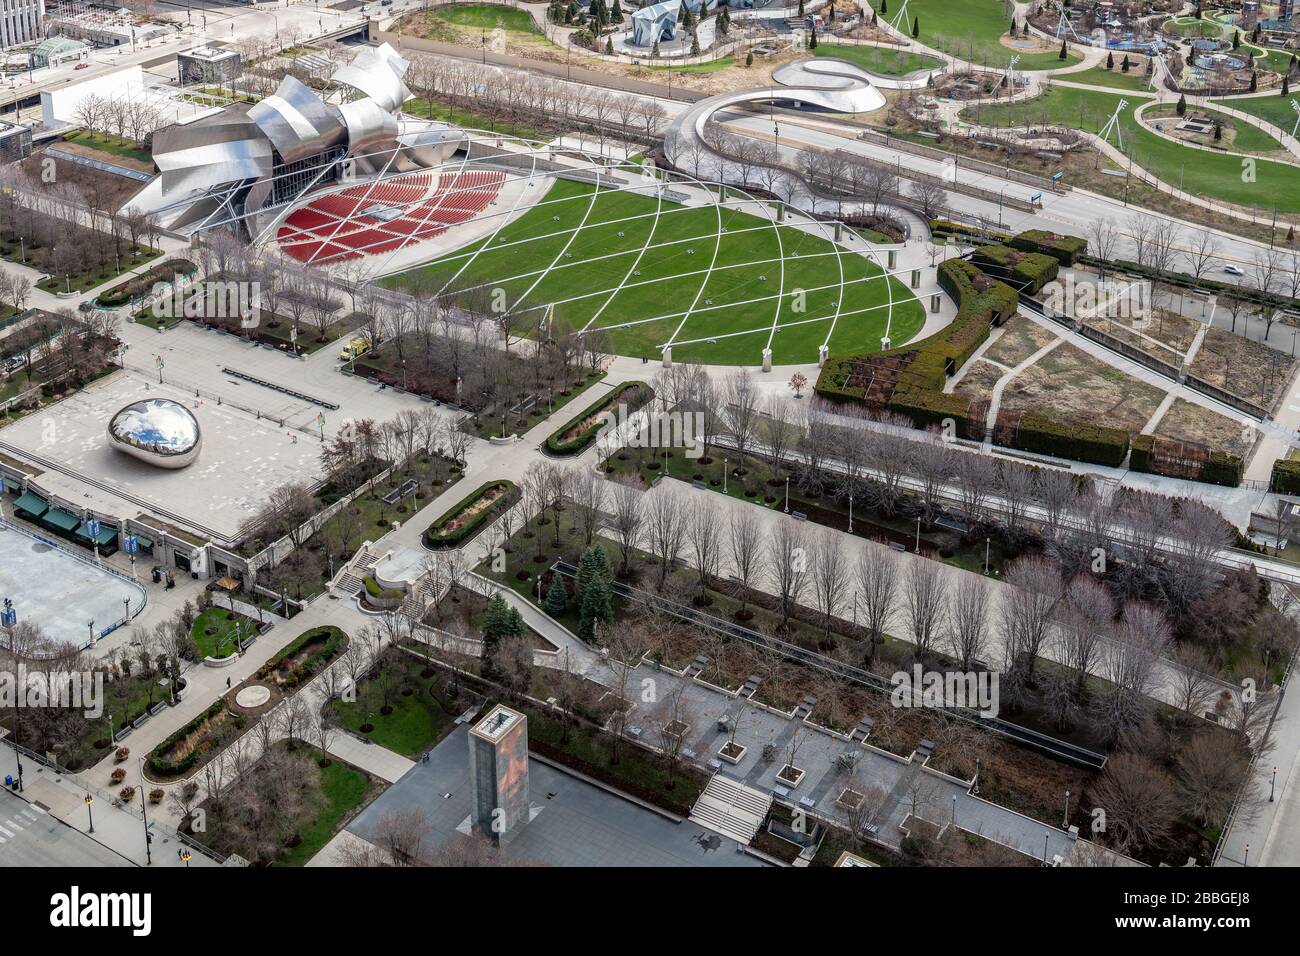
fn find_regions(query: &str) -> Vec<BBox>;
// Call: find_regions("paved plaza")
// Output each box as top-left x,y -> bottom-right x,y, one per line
349,725 -> 767,867
0,370 -> 326,541
0,523 -> 145,647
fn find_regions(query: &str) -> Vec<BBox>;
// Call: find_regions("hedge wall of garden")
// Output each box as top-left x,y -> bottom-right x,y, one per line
970,244 -> 1060,295
1130,435 -> 1243,487
1005,411 -> 1129,467
1272,458 -> 1300,494
423,480 -> 518,549
545,381 -> 652,456
1009,229 -> 1087,266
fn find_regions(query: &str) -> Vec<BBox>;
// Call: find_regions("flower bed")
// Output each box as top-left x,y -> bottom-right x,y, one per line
422,480 -> 518,549
145,699 -> 246,779
544,382 -> 652,456
94,259 -> 196,308
255,626 -> 348,690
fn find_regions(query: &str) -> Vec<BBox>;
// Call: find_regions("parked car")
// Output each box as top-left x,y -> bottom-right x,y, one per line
75,62 -> 89,70
1224,264 -> 1245,276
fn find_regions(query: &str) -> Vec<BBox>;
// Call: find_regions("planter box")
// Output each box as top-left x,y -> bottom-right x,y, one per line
776,765 -> 805,789
718,741 -> 747,765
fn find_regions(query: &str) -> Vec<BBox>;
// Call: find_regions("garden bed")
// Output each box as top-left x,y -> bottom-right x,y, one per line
422,479 -> 518,549
544,381 -> 652,456
94,259 -> 195,308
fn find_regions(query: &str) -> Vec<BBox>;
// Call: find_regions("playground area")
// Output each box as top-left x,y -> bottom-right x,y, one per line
0,522 -> 144,648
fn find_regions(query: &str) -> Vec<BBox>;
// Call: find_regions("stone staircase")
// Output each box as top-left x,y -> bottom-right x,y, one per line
398,574 -> 439,618
334,546 -> 379,597
689,774 -> 772,846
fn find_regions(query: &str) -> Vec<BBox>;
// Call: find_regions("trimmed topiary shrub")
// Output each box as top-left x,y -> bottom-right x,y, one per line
1272,458 -> 1300,494
1009,229 -> 1087,266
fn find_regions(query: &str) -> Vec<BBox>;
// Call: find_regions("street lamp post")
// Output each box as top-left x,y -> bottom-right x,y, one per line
915,517 -> 921,552
984,537 -> 990,575
1062,790 -> 1070,829
1271,766 -> 1278,802
3,599 -> 23,792
139,758 -> 152,865
784,476 -> 790,513
847,494 -> 853,534
722,457 -> 728,493
85,793 -> 94,833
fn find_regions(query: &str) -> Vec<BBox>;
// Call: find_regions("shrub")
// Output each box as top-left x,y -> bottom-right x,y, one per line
1131,434 -> 1243,487
119,786 -> 136,802
110,767 -> 127,783
1003,410 -> 1129,467
1010,228 -> 1087,266
970,244 -> 1059,294
149,788 -> 164,804
1272,458 -> 1300,494
114,746 -> 130,761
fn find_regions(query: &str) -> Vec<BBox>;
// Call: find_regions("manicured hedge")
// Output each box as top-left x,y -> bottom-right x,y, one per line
1130,434 -> 1244,487
423,480 -> 518,549
1010,229 -> 1087,266
1272,458 -> 1300,494
95,259 -> 196,308
1004,411 -> 1129,467
544,381 -> 652,456
971,244 -> 1060,295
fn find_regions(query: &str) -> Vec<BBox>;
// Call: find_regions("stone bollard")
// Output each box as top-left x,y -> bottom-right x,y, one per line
818,345 -> 828,367
662,346 -> 673,369
762,348 -> 772,373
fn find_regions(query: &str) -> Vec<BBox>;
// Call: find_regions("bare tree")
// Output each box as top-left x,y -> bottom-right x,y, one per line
765,519 -> 810,629
855,544 -> 898,662
727,506 -> 763,619
903,559 -> 947,662
685,497 -> 723,601
809,528 -> 850,639
644,490 -> 688,590
947,574 -> 991,671
607,475 -> 643,577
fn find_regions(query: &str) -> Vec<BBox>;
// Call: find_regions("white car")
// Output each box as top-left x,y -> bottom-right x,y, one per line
1223,264 -> 1245,277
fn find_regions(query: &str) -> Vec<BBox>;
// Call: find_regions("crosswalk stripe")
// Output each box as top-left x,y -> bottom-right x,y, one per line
19,810 -> 35,821
6,820 -> 23,831
0,826 -> 13,838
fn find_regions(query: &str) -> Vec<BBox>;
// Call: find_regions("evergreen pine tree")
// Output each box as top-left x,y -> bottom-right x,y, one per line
809,24 -> 817,48
1120,54 -> 1131,72
606,37 -> 614,55
880,0 -> 887,14
481,593 -> 512,655
1106,50 -> 1114,69
1058,40 -> 1067,60
746,48 -> 754,67
578,574 -> 614,641
1249,70 -> 1257,92
1010,17 -> 1016,36
652,37 -> 660,57
544,573 -> 568,615
1176,94 -> 1186,116
1232,29 -> 1240,50
691,29 -> 700,55
911,15 -> 919,37
1282,75 -> 1291,96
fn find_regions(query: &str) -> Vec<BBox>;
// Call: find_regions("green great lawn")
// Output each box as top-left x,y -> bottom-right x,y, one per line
812,42 -> 944,76
862,0 -> 1080,70
1145,104 -> 1288,155
191,607 -> 254,660
965,86 -> 1300,212
383,179 -> 923,365
435,2 -> 538,32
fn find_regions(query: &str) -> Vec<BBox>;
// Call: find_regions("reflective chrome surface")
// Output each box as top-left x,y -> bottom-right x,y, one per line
107,399 -> 202,469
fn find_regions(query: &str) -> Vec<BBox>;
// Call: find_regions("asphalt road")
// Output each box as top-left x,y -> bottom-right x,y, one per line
0,788 -> 129,867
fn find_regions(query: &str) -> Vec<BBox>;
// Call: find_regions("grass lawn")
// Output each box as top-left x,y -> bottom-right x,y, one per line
1162,16 -> 1223,38
191,606 -> 253,660
435,2 -> 538,32
401,95 -> 546,142
1212,94 -> 1300,135
60,130 -> 153,166
333,659 -> 457,758
813,42 -> 944,76
1060,65 -> 1157,92
964,86 -> 1300,212
649,55 -> 735,73
1144,104 -> 1288,156
383,179 -> 923,365
276,755 -> 374,867
862,0 -> 1080,70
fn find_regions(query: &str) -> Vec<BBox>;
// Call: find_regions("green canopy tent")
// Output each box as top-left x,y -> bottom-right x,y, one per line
75,522 -> 119,553
13,491 -> 47,519
41,507 -> 80,534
